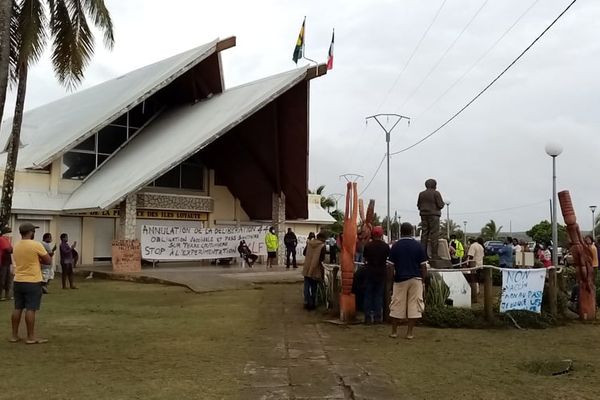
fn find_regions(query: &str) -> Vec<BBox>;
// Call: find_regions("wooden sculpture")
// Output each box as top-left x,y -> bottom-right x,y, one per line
357,199 -> 376,256
340,182 -> 358,321
558,190 -> 596,320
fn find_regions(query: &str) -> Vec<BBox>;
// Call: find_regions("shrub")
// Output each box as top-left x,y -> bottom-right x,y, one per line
425,273 -> 450,308
423,306 -> 487,329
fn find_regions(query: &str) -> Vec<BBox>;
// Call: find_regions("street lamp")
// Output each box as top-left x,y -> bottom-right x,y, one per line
445,201 -> 451,240
463,220 -> 467,246
590,205 -> 597,241
545,142 -> 563,268
330,193 -> 344,211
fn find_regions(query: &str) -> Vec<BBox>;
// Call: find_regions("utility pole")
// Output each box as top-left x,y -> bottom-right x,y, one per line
365,113 -> 410,243
445,201 -> 451,240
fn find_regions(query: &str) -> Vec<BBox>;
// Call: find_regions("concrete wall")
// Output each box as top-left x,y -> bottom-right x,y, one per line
207,170 -> 249,227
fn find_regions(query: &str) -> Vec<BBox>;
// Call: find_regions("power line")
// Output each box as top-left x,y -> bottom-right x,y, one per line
415,0 -> 542,118
375,0 -> 448,112
389,0 -> 577,156
399,0 -> 491,110
359,153 -> 386,196
393,200 -> 549,216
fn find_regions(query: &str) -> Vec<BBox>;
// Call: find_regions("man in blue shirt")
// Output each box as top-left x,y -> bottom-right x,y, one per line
389,222 -> 428,339
497,237 -> 514,268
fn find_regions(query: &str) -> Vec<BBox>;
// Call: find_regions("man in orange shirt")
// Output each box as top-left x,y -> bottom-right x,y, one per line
9,223 -> 52,344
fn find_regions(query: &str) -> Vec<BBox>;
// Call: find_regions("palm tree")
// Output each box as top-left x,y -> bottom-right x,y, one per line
440,219 -> 461,238
481,219 -> 503,241
309,184 -> 335,210
0,0 -> 14,129
0,0 -> 114,228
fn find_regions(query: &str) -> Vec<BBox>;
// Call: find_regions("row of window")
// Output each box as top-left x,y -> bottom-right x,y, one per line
61,98 -> 205,191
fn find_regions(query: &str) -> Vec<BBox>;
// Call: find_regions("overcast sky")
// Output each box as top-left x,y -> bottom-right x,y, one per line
3,0 -> 599,233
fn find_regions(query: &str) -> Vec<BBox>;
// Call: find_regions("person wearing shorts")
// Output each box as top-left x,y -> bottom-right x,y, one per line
389,222 -> 428,340
10,223 -> 52,344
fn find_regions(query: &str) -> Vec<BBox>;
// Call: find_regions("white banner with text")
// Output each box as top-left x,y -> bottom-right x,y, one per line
141,225 -> 269,261
500,268 -> 546,314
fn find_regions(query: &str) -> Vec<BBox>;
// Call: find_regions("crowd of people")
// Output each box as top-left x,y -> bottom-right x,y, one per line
2,223 -> 78,344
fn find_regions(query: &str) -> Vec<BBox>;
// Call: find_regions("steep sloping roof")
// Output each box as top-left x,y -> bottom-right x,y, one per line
0,39 -> 224,170
63,66 -> 313,212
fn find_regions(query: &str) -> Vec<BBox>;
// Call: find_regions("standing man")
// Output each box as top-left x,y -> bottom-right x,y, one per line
498,237 -> 514,269
448,234 -> 464,267
0,226 -> 13,301
283,228 -> 298,269
417,179 -> 444,260
389,223 -> 428,339
467,237 -> 485,298
41,233 -> 57,293
363,226 -> 390,324
59,233 -> 77,289
265,227 -> 279,269
10,223 -> 52,344
302,232 -> 327,310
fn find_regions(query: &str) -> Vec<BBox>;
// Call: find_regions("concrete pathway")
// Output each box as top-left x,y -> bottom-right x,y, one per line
242,286 -> 401,400
79,262 -> 304,293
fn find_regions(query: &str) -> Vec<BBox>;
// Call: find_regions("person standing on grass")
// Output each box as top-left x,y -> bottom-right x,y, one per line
584,235 -> 598,278
302,232 -> 327,310
284,228 -> 298,269
0,226 -> 13,301
59,233 -> 78,289
362,226 -> 390,324
10,223 -> 52,344
389,223 -> 428,339
40,233 -> 57,294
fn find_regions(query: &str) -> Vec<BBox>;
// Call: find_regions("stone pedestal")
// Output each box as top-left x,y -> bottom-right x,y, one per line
272,192 -> 286,266
119,193 -> 137,240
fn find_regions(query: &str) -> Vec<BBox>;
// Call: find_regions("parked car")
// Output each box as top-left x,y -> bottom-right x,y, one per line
484,240 -> 504,256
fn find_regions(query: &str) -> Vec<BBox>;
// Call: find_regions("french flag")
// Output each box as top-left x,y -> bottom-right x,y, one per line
327,29 -> 334,70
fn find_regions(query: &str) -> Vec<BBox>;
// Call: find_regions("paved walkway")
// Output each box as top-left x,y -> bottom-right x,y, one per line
242,286 -> 400,400
79,262 -> 304,293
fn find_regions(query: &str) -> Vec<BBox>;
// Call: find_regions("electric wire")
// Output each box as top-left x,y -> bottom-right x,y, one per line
389,0 -> 577,156
393,200 -> 549,216
399,0 -> 491,111
415,0 -> 542,118
375,0 -> 448,112
359,153 -> 386,196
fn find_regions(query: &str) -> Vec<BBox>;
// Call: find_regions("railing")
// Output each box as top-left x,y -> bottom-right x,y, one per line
322,261 -> 563,320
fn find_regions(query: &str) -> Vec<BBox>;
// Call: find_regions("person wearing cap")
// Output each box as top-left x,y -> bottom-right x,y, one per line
0,226 -> 13,301
362,226 -> 390,324
10,222 -> 52,344
389,222 -> 428,340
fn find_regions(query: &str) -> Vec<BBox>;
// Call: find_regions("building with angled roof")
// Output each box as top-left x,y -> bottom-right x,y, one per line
0,37 -> 330,264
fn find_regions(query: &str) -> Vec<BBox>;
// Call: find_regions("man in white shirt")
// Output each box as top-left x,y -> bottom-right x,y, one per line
467,237 -> 485,267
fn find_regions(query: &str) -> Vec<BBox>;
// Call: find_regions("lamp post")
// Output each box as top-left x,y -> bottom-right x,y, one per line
330,193 -> 344,211
545,143 -> 563,268
463,220 -> 467,246
545,142 -> 563,317
445,201 -> 451,240
365,114 -> 410,243
590,206 -> 597,241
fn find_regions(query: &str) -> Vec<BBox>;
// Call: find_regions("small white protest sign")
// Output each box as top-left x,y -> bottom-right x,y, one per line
500,268 -> 546,314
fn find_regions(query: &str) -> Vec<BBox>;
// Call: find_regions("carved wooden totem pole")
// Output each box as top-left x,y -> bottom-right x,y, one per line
357,199 -> 376,256
558,190 -> 596,320
340,182 -> 358,322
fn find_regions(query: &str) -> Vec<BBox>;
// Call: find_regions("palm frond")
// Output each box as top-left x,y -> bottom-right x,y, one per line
81,0 -> 113,48
16,0 -> 47,67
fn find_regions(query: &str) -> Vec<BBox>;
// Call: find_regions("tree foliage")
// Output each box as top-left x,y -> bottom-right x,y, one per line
480,220 -> 502,241
526,220 -> 567,247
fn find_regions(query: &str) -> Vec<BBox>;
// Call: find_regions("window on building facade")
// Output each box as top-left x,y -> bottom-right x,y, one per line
62,99 -> 163,180
148,153 -> 205,191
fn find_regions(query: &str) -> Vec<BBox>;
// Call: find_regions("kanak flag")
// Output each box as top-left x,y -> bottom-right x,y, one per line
327,29 -> 334,70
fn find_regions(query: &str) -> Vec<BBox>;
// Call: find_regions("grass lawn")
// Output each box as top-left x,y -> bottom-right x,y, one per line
0,280 -> 263,400
1,280 -> 600,399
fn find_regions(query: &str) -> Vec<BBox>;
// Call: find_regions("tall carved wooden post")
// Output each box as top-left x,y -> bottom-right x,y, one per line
558,190 -> 596,320
340,182 -> 358,322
